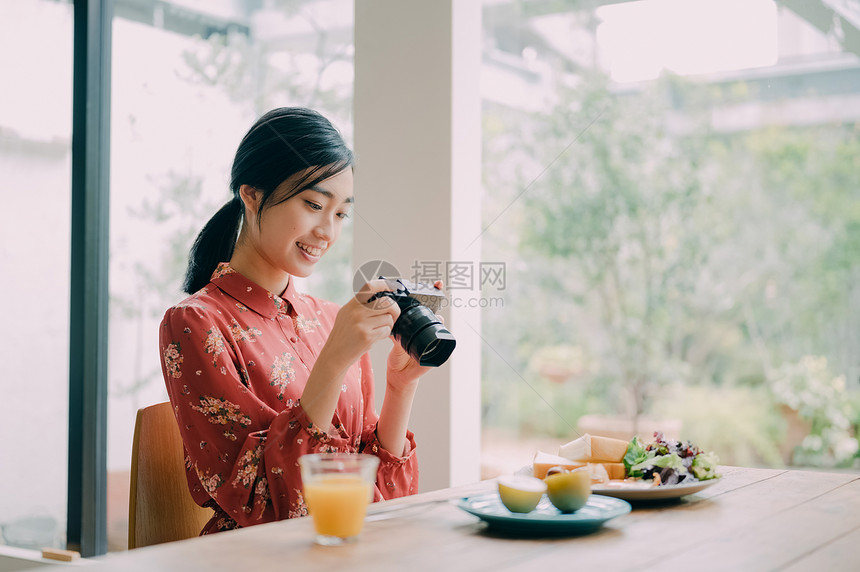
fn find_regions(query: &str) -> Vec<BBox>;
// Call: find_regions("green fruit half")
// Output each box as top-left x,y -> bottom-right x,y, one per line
545,468 -> 591,513
497,475 -> 547,513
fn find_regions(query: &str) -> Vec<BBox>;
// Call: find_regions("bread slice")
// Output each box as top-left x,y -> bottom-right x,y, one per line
597,462 -> 626,480
559,433 -> 629,463
532,451 -> 586,479
585,463 -> 609,484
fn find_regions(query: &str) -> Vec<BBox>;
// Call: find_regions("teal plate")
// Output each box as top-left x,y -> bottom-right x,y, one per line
456,494 -> 631,536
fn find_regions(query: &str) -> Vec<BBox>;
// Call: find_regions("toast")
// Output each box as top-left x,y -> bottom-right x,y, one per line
559,433 -> 629,463
586,462 -> 626,483
532,451 -> 586,479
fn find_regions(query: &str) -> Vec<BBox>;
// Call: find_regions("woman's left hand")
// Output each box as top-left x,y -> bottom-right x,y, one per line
385,280 -> 444,391
386,341 -> 432,390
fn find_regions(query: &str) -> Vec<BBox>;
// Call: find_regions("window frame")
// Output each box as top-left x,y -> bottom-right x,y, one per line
68,0 -> 112,556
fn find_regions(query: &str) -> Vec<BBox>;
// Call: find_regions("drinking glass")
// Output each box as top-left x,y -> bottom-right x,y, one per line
298,453 -> 379,546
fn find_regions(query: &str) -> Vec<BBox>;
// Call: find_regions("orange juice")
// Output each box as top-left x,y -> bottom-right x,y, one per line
304,475 -> 372,538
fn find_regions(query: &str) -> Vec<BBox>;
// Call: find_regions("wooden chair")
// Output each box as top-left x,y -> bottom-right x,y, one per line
128,402 -> 211,549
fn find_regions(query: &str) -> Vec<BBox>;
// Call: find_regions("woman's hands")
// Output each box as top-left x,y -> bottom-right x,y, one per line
302,278 -> 445,456
322,278 -> 445,384
301,280 -> 400,430
322,280 -> 402,372
385,342 -> 425,389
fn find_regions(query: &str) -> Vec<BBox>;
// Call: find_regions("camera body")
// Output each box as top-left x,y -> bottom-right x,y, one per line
368,278 -> 456,367
380,278 -> 445,312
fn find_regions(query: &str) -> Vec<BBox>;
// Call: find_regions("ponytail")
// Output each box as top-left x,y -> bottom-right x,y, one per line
182,197 -> 243,294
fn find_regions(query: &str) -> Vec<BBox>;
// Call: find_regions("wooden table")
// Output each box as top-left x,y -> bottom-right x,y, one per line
61,466 -> 860,571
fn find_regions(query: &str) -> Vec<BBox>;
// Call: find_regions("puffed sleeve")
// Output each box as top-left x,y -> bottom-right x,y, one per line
355,352 -> 420,499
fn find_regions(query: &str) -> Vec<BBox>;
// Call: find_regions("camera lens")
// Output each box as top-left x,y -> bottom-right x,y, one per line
411,325 -> 456,367
392,304 -> 456,367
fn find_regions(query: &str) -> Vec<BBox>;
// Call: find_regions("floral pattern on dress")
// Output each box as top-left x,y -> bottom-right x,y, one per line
253,478 -> 271,520
294,313 -> 321,333
269,352 -> 296,399
212,263 -> 234,280
302,412 -> 332,444
288,489 -> 308,518
192,395 -> 252,427
195,466 -> 224,496
230,320 -> 262,344
255,478 -> 270,502
233,445 -> 263,489
213,516 -> 239,532
175,300 -> 208,311
163,342 -> 183,379
203,328 -> 226,367
268,291 -> 288,314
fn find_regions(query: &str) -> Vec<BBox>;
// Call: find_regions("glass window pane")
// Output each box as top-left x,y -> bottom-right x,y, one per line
481,0 -> 860,477
107,0 -> 354,550
0,0 -> 72,551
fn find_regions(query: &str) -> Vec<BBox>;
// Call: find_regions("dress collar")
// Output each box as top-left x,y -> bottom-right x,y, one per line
209,262 -> 300,319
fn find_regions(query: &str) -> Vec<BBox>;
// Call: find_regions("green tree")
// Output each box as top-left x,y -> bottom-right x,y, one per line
482,71 -> 860,466
519,73 -> 716,425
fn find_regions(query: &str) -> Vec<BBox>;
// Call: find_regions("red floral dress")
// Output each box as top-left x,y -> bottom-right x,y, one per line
159,263 -> 418,534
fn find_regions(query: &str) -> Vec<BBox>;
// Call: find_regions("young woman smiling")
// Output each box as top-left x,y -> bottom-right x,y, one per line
159,108 -> 429,534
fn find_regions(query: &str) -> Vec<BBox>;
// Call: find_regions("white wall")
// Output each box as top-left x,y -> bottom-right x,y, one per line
353,0 -> 483,491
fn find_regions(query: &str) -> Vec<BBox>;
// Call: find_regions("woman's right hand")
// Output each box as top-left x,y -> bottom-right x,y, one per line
320,279 -> 402,372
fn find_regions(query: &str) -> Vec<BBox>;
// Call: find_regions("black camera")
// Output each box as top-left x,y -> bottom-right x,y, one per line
366,278 -> 456,367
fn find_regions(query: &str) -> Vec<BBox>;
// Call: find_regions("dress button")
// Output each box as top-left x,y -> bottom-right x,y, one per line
290,337 -> 298,343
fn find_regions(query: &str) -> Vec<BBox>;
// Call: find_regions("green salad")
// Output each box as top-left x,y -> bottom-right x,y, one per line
623,432 -> 720,485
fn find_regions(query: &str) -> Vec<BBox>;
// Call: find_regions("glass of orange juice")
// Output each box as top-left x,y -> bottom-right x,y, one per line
299,453 -> 379,545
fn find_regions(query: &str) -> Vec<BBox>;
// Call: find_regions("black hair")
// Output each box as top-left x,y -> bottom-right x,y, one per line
182,107 -> 354,294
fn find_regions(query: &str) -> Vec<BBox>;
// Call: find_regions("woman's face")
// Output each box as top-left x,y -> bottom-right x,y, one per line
244,168 -> 354,279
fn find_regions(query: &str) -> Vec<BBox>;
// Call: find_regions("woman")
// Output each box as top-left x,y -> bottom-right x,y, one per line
159,107 -> 428,534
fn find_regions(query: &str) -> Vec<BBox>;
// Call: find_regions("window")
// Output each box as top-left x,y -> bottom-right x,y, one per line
481,0 -> 860,476
0,0 -> 73,551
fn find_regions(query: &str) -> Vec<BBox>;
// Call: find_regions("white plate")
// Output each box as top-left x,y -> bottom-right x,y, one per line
591,478 -> 719,501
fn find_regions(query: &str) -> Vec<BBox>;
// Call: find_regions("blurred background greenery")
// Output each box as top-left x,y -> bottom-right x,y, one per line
481,56 -> 860,469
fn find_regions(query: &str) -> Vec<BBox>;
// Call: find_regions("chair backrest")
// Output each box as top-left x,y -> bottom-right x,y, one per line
128,401 -> 211,549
